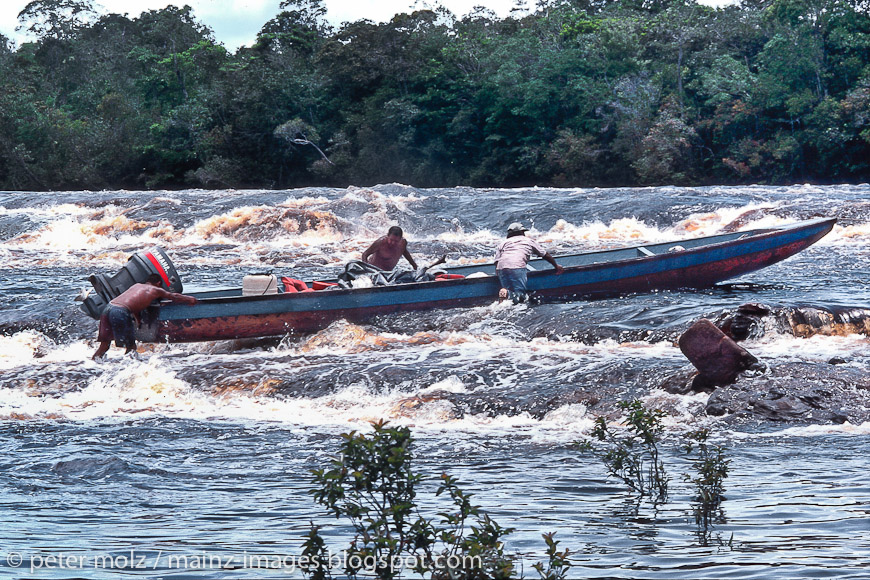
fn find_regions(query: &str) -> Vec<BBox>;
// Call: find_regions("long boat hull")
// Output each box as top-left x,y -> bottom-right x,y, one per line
139,218 -> 836,343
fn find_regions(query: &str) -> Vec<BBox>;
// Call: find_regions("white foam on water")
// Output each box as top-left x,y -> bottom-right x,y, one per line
419,375 -> 468,394
671,203 -> 786,236
0,206 -> 182,267
2,339 -> 866,443
0,203 -> 90,218
188,205 -> 346,244
0,332 -> 54,370
436,216 -> 677,249
284,319 -> 684,370
827,221 -> 870,245
524,388 -> 723,446
172,197 -> 448,269
8,216 -> 113,251
731,421 -> 870,439
1,191 -> 845,276
0,356 -> 203,420
743,332 -> 869,363
0,332 -> 93,370
643,388 -> 714,428
435,202 -> 806,251
532,404 -> 599,444
0,353 -> 380,424
0,348 -> 431,424
435,228 -> 502,246
2,309 -> 863,437
330,187 -> 428,234
340,186 -> 427,210
546,216 -> 675,246
0,326 -> 685,433
0,197 -> 360,269
277,195 -> 332,207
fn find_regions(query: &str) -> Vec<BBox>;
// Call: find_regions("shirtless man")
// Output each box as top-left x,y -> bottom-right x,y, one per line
92,274 -> 197,360
361,226 -> 418,271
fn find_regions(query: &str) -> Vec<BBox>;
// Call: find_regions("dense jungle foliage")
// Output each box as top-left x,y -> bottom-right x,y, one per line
1,0 -> 869,190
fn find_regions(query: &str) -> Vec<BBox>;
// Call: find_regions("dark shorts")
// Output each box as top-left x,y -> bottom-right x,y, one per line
97,305 -> 136,349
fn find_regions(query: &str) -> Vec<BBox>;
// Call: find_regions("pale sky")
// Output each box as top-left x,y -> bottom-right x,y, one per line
0,0 -> 520,52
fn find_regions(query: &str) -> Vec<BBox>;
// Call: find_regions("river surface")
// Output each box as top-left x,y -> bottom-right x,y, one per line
0,184 -> 868,579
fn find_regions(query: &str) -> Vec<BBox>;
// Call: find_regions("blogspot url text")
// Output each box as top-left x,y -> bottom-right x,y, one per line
5,549 -> 483,574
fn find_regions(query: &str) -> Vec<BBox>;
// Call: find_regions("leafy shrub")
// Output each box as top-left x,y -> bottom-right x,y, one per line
682,428 -> 730,544
308,419 -> 566,579
579,399 -> 669,500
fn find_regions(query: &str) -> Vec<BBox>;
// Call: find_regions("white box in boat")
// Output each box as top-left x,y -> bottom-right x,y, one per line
242,274 -> 278,296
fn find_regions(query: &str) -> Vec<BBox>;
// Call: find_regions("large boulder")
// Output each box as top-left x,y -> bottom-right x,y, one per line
678,319 -> 758,388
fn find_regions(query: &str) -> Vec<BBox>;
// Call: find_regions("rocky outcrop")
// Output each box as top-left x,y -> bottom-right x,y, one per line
716,303 -> 870,341
669,311 -> 870,424
704,362 -> 870,424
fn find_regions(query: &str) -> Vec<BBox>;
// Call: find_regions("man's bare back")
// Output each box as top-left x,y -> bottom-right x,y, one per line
93,278 -> 196,360
110,283 -> 193,315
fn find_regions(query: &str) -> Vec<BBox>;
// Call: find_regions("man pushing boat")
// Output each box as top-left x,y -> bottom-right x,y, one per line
92,274 -> 197,360
495,222 -> 563,302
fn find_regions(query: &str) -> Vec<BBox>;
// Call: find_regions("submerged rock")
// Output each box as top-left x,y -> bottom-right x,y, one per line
717,302 -> 770,341
658,369 -> 697,395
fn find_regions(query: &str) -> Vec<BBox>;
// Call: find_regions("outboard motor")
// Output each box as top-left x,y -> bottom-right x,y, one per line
80,247 -> 183,319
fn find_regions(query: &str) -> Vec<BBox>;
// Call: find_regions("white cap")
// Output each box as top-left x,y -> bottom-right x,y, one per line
507,222 -> 527,233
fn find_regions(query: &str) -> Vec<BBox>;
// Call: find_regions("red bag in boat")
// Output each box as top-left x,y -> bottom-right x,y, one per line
281,277 -> 312,293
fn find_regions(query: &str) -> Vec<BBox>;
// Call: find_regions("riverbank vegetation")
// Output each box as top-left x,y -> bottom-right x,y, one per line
1,0 -> 868,191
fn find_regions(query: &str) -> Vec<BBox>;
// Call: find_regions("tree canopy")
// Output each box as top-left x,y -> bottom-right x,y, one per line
1,0 -> 868,190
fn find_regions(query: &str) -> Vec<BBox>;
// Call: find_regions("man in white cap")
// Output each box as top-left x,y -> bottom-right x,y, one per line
494,222 -> 563,302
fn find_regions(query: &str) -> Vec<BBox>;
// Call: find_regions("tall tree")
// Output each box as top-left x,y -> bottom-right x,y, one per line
16,0 -> 98,40
645,0 -> 714,111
